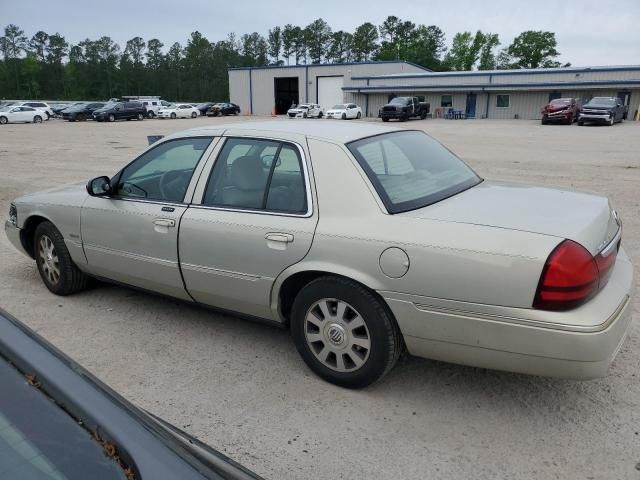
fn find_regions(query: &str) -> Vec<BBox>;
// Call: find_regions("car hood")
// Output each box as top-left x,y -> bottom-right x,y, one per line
327,109 -> 346,114
582,105 -> 614,111
543,104 -> 571,112
15,183 -> 87,208
399,181 -> 618,255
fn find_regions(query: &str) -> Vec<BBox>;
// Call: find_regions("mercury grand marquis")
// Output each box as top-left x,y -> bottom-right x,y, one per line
5,121 -> 635,388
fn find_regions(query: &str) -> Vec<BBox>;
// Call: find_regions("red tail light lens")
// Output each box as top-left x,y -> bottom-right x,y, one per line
534,240 -> 600,311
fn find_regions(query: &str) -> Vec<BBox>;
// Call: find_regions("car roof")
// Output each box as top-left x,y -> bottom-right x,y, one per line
178,120 -> 404,144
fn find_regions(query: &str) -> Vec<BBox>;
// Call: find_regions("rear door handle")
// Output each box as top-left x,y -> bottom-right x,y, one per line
153,218 -> 176,227
265,233 -> 294,243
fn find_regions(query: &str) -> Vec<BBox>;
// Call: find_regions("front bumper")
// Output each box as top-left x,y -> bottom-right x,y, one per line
4,220 -> 29,258
381,247 -> 635,379
580,113 -> 611,123
543,110 -> 573,121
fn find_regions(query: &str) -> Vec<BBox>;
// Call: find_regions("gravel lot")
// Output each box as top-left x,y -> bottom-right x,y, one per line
1,116 -> 639,479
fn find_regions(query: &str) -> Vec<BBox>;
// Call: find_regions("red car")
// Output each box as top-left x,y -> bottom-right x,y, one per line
541,98 -> 581,125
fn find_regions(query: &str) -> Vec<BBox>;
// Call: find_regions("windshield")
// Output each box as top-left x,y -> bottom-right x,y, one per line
389,98 -> 409,105
332,104 -> 347,109
585,98 -> 617,108
550,99 -> 571,105
347,131 -> 481,213
0,358 -> 127,480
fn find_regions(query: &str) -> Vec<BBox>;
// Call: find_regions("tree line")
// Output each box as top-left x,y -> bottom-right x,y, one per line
0,18 -> 568,102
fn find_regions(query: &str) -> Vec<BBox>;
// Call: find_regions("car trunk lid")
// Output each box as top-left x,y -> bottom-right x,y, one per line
399,181 -> 620,255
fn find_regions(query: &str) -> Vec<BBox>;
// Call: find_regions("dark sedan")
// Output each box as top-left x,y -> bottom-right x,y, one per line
195,102 -> 216,116
62,102 -> 107,121
0,308 -> 264,480
206,102 -> 241,117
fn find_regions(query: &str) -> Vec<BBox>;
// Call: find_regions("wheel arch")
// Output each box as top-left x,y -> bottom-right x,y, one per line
271,263 -> 390,326
20,214 -> 53,258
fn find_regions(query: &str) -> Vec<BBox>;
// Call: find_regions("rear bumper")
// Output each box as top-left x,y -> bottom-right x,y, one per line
381,247 -> 635,379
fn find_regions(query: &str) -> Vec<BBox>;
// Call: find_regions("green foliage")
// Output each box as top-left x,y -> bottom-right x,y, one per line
0,22 -> 568,102
497,31 -> 563,69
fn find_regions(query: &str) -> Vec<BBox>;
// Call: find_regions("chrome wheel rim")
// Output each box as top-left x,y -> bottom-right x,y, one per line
304,298 -> 371,372
38,235 -> 60,285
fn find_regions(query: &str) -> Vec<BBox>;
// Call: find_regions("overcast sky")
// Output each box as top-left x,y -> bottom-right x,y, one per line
2,0 -> 639,66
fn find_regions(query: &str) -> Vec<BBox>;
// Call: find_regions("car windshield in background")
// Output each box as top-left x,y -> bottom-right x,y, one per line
347,131 -> 482,213
389,98 -> 407,105
332,104 -> 347,109
585,98 -> 616,108
550,99 -> 572,105
0,358 -> 127,480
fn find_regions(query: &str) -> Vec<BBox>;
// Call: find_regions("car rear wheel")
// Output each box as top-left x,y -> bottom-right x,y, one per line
108,114 -> 115,122
191,111 -> 197,118
0,116 -> 7,124
290,276 -> 403,388
357,112 -> 362,119
170,112 -> 176,119
147,111 -> 155,118
34,222 -> 89,296
609,116 -> 614,126
137,113 -> 144,120
341,113 -> 347,120
33,115 -> 43,123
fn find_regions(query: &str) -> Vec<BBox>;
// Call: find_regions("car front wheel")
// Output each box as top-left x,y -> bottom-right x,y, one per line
291,276 -> 403,388
609,116 -> 614,126
34,221 -> 89,296
137,113 -> 144,120
108,114 -> 115,122
33,115 -> 43,123
191,111 -> 197,118
0,116 -> 7,124
170,113 -> 176,119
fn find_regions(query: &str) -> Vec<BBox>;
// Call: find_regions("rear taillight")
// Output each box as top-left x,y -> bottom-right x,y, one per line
533,239 -> 618,311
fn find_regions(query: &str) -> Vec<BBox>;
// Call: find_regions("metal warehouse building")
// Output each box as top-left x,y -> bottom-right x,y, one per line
229,63 -> 640,120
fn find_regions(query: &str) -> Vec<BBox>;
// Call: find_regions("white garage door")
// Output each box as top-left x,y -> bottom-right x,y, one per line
317,76 -> 344,109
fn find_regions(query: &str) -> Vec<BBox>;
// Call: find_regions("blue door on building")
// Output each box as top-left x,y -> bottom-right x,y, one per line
465,93 -> 477,118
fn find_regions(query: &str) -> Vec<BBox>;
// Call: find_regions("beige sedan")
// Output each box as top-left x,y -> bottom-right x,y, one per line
5,121 -> 635,388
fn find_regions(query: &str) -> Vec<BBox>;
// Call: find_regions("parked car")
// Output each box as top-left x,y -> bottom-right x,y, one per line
5,121 -> 633,388
137,99 -> 164,118
541,98 -> 580,125
51,102 -> 81,116
0,308 -> 264,480
287,103 -> 324,118
325,103 -> 362,120
157,103 -> 200,119
0,105 -> 46,124
92,101 -> 146,122
62,102 -> 107,121
206,102 -> 241,117
195,102 -> 215,116
380,97 -> 429,121
578,97 -> 626,126
13,101 -> 54,119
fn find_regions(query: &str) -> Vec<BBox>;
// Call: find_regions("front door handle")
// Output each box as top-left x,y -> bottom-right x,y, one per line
265,233 -> 294,243
153,218 -> 176,228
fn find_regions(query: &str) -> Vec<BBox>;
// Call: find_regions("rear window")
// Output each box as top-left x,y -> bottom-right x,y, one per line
347,131 -> 481,213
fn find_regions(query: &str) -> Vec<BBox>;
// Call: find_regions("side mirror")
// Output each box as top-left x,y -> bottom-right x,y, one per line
86,176 -> 112,197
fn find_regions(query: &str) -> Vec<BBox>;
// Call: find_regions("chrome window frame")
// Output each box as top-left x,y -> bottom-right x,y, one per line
191,136 -> 314,219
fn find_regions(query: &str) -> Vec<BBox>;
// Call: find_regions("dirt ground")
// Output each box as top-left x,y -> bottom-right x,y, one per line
0,115 -> 638,480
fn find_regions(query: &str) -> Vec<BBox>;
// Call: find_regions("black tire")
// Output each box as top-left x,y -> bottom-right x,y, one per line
191,111 -> 197,118
45,112 -> 51,120
0,116 -> 7,124
78,113 -> 86,121
108,114 -> 115,122
170,112 -> 176,119
578,121 -> 584,126
33,115 -> 43,123
420,111 -> 426,120
382,117 -> 389,122
356,112 -> 361,119
147,111 -> 155,119
137,113 -> 144,120
341,113 -> 347,120
34,221 -> 89,296
318,111 -> 323,118
541,119 -> 547,125
290,276 -> 403,389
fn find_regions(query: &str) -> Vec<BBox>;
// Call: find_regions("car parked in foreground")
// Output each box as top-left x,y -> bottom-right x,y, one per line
206,102 -> 241,117
62,102 -> 107,121
578,97 -> 626,126
0,105 -> 46,124
93,101 -> 146,122
5,121 -> 634,388
541,98 -> 580,125
287,103 -> 324,118
158,103 -> 200,119
0,308 -> 264,480
325,103 -> 362,120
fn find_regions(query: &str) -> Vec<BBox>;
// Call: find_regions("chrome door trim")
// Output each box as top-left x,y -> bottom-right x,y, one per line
190,136 -> 314,218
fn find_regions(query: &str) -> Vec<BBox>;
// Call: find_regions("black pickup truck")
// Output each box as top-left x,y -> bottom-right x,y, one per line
380,97 -> 429,121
